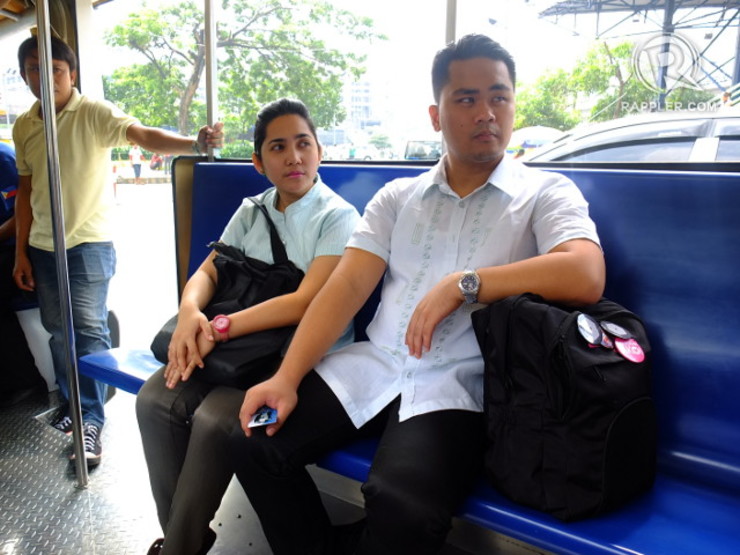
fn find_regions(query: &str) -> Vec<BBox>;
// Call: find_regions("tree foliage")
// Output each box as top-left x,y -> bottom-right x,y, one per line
515,69 -> 580,131
103,0 -> 384,136
369,133 -> 392,150
515,39 -> 714,131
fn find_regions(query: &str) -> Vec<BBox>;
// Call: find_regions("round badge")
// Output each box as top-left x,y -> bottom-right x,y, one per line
600,333 -> 614,349
600,320 -> 632,339
577,313 -> 603,345
615,338 -> 645,363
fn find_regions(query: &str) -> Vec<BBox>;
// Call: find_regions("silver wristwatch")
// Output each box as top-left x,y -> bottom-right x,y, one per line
458,270 -> 481,304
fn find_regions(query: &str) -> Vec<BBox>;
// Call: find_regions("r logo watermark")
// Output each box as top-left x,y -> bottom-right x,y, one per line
632,33 -> 705,93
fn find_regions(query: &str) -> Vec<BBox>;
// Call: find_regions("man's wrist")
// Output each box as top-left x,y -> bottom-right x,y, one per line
191,139 -> 202,155
458,269 -> 481,304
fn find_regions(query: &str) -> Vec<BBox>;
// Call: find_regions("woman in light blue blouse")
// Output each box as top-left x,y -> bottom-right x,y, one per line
137,98 -> 360,555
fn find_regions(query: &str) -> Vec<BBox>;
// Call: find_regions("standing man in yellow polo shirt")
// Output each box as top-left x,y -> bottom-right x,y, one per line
12,35 -> 223,467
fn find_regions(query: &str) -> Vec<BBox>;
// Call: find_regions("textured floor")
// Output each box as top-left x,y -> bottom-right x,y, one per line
0,389 -> 279,554
0,389 -> 548,555
1,390 -> 161,554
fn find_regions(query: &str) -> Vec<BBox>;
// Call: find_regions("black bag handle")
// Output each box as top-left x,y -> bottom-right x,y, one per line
247,197 -> 289,264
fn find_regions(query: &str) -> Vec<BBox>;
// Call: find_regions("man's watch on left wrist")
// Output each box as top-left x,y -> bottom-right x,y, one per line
211,314 -> 230,342
458,270 -> 481,304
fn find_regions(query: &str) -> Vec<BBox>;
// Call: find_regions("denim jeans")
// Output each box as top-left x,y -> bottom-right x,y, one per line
29,242 -> 116,427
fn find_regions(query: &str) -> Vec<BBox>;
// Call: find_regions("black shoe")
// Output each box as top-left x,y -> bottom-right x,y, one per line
197,527 -> 217,554
146,538 -> 164,555
332,519 -> 366,555
147,528 -> 215,555
69,422 -> 102,466
51,414 -> 73,435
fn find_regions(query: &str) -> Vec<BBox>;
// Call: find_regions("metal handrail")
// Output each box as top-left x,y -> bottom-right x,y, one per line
34,0 -> 88,487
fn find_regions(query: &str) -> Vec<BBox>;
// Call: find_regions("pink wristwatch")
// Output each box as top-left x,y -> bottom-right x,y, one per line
211,314 -> 231,342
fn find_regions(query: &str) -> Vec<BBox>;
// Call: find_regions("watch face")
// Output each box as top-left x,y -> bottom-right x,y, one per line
460,273 -> 479,292
213,315 -> 229,332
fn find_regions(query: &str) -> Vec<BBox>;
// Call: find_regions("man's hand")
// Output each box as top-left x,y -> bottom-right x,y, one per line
13,254 -> 35,291
239,375 -> 299,438
197,122 -> 224,152
405,272 -> 463,358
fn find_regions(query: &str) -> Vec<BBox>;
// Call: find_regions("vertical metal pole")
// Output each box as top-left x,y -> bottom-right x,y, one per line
445,0 -> 457,45
35,0 -> 88,487
657,0 -> 676,110
204,0 -> 219,161
441,0 -> 456,157
733,22 -> 740,87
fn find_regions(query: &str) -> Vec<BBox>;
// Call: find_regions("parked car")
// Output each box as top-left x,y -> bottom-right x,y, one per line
525,111 -> 740,162
507,125 -> 564,157
404,139 -> 442,161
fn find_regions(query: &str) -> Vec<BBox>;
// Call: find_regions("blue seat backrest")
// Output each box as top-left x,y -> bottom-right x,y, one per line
189,162 -> 740,494
552,167 -> 740,492
188,162 -> 430,341
188,163 -> 271,278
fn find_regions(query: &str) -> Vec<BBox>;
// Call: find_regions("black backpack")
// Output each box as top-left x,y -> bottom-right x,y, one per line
471,294 -> 657,521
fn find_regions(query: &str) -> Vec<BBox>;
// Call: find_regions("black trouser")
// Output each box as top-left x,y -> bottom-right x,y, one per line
0,244 -> 44,397
229,371 -> 485,555
136,368 -> 244,555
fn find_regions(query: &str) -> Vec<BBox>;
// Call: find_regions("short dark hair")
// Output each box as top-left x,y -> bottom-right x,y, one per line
253,98 -> 319,159
18,35 -> 78,74
431,34 -> 516,103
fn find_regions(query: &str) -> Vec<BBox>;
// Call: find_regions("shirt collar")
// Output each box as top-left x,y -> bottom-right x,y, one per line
30,88 -> 82,121
423,153 -> 520,199
265,174 -> 325,216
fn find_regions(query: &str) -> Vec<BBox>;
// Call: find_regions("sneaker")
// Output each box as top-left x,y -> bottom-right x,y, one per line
51,415 -> 73,435
69,422 -> 102,466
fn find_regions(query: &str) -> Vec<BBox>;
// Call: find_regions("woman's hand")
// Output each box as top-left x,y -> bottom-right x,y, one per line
164,328 -> 217,388
164,309 -> 214,386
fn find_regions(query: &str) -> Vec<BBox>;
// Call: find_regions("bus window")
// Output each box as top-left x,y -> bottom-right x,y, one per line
94,0 -> 446,162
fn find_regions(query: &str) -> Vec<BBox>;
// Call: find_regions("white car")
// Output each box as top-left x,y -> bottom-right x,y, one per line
525,111 -> 740,163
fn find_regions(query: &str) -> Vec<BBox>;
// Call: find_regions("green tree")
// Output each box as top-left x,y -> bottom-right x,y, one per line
104,0 -> 383,136
515,39 -> 714,131
663,87 -> 715,111
369,133 -> 392,150
515,69 -> 580,131
570,41 -> 650,121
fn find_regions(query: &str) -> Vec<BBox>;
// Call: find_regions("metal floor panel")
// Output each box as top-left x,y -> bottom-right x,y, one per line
1,391 -> 160,554
0,390 -> 544,555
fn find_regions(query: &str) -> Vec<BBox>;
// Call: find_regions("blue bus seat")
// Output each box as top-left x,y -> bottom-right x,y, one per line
79,160 -> 740,554
78,348 -> 162,394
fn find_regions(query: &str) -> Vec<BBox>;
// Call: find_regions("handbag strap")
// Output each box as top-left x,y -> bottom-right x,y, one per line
247,197 -> 290,264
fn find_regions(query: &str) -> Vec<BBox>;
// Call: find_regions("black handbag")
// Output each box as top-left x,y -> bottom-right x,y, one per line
471,293 -> 656,521
150,198 -> 305,389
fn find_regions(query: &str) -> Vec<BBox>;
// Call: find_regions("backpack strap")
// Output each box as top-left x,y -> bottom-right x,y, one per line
247,197 -> 289,264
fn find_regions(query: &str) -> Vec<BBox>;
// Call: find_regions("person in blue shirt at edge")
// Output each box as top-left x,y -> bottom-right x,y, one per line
138,98 -> 361,555
145,33 -> 606,555
0,141 -> 47,408
12,35 -> 223,467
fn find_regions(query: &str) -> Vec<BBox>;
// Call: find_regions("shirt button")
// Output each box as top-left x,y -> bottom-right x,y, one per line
458,201 -> 464,208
